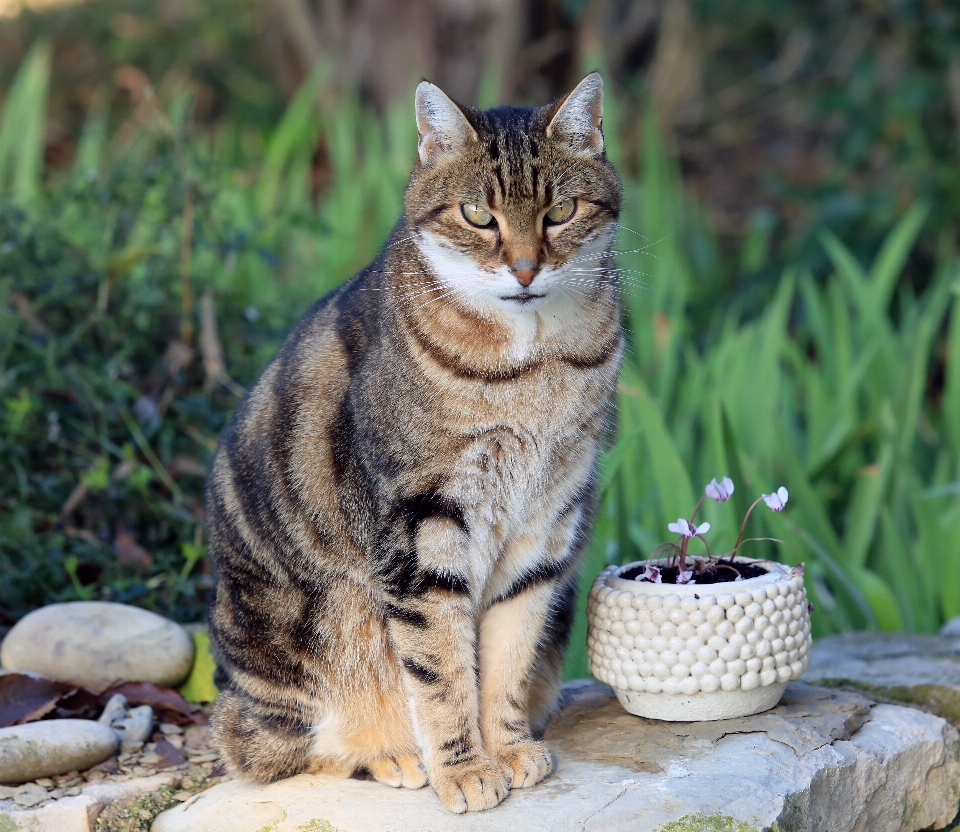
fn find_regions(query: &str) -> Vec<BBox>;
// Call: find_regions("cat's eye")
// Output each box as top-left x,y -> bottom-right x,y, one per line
461,204 -> 494,228
545,198 -> 576,225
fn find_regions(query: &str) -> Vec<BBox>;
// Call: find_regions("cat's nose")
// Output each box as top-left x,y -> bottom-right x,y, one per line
510,259 -> 540,287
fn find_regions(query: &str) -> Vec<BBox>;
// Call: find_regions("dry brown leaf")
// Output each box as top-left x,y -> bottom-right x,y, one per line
0,674 -> 76,728
113,523 -> 153,571
99,682 -> 200,725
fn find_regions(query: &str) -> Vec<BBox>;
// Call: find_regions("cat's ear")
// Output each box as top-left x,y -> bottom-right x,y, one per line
545,71 -> 604,154
415,81 -> 477,165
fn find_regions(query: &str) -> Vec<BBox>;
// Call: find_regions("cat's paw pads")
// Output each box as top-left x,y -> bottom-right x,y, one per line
432,756 -> 509,813
492,740 -> 554,789
367,753 -> 428,789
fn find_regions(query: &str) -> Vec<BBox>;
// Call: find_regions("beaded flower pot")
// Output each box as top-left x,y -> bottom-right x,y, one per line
586,556 -> 812,721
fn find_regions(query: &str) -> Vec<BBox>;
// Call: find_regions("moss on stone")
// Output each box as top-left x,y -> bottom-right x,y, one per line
655,814 -> 764,832
254,811 -> 288,832
251,814 -> 342,832
94,785 -> 180,832
94,769 -> 224,832
0,815 -> 21,832
814,678 -> 960,726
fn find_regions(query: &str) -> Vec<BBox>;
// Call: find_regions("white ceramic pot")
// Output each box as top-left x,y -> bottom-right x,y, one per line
586,557 -> 811,721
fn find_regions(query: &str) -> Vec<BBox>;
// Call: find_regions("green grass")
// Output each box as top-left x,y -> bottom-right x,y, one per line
1,47 -> 958,682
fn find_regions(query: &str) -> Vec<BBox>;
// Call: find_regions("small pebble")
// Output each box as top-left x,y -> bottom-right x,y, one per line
171,791 -> 193,801
118,705 -> 155,745
64,787 -> 82,796
34,778 -> 55,788
187,752 -> 219,764
0,785 -> 18,799
14,784 -> 49,807
183,725 -> 209,750
165,734 -> 185,749
139,753 -> 161,765
159,723 -> 184,735
121,741 -> 145,754
47,788 -> 63,799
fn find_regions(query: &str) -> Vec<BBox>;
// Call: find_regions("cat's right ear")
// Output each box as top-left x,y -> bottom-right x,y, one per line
415,81 -> 477,166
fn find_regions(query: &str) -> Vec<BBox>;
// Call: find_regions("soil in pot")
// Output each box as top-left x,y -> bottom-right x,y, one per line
620,557 -> 769,585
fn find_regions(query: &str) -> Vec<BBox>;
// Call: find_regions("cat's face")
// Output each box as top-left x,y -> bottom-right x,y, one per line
405,74 -> 622,321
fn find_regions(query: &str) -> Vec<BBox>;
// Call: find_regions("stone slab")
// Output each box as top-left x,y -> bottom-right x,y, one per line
0,772 -> 177,832
152,681 -> 960,832
805,632 -> 960,725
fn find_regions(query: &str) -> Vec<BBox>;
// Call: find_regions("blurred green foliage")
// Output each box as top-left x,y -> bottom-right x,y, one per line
1,17 -> 959,686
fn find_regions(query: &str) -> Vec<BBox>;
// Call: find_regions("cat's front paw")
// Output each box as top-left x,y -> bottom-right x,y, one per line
431,755 -> 509,813
367,753 -> 428,789
491,740 -> 554,789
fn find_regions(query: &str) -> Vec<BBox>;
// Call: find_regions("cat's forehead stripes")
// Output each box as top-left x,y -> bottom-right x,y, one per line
471,107 -> 545,206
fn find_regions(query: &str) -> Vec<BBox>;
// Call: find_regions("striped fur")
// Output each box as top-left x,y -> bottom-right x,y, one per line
207,72 -> 622,813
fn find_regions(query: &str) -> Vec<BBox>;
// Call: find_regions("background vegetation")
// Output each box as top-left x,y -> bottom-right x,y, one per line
0,0 -> 958,680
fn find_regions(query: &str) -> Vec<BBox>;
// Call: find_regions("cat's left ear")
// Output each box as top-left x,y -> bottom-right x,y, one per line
415,81 -> 477,166
545,71 -> 604,155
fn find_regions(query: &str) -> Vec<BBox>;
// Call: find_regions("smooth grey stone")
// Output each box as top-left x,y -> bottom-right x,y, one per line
0,602 -> 194,687
0,720 -> 118,784
118,705 -> 154,745
97,694 -> 129,736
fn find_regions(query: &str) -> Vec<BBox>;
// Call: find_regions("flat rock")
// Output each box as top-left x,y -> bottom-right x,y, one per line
0,772 -> 177,832
0,602 -> 194,688
152,681 -> 960,832
805,632 -> 960,725
0,720 -> 118,784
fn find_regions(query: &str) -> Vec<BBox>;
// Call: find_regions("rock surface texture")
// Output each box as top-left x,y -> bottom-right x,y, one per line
0,602 -> 194,688
0,717 -> 225,831
0,720 -> 118,783
152,678 -> 960,832
805,631 -> 960,727
0,773 -> 179,832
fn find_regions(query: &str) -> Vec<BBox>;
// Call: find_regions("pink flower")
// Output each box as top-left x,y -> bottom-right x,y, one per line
668,518 -> 711,537
705,477 -> 735,502
677,570 -> 695,584
641,564 -> 662,584
762,487 -> 789,511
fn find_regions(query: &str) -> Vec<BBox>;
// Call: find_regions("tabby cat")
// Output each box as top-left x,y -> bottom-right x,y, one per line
207,71 -> 623,813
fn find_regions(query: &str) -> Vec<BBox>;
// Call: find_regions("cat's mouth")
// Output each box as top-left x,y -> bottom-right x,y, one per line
501,292 -> 545,304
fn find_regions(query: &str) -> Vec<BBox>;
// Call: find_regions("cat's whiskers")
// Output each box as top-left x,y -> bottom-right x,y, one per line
615,222 -> 652,242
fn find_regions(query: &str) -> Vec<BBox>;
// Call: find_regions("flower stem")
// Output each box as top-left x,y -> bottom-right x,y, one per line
732,497 -> 765,561
678,536 -> 689,574
689,495 -> 705,523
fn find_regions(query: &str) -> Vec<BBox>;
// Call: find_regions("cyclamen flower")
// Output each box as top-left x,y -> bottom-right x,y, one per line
641,564 -> 662,584
668,518 -> 711,537
677,570 -> 695,584
705,477 -> 735,502
762,487 -> 789,511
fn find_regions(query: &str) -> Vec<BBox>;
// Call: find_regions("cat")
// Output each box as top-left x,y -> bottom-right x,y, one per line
206,71 -> 623,814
